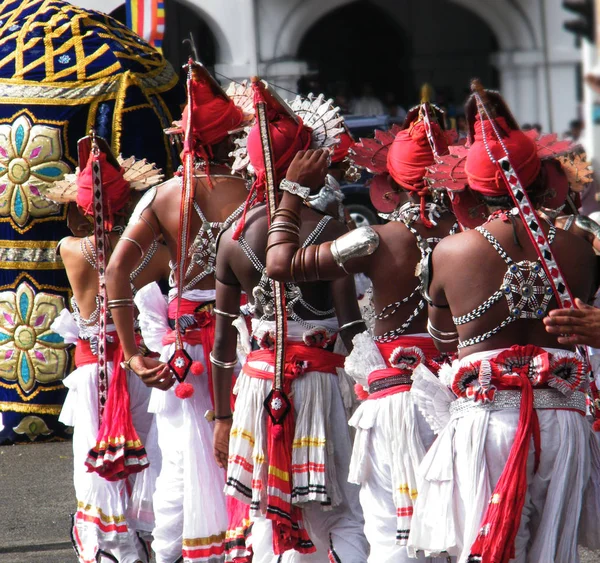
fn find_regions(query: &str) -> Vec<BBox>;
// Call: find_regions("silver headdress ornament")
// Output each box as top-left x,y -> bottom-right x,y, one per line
227,80 -> 256,175
287,92 -> 345,151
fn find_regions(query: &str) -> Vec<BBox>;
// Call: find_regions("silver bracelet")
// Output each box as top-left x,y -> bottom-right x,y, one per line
337,319 -> 366,332
214,308 -> 239,319
427,319 -> 458,343
209,352 -> 238,369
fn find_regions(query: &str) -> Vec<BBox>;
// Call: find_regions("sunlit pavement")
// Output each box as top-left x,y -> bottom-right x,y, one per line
0,441 -> 598,562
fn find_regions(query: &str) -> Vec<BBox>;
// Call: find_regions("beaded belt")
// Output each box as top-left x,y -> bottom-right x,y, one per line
368,373 -> 413,395
449,389 -> 587,420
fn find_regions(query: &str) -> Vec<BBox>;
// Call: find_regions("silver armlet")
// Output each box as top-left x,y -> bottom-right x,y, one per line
575,215 -> 600,239
427,319 -> 458,343
337,319 -> 367,333
209,352 -> 238,369
128,186 -> 157,226
330,226 -> 379,272
214,308 -> 239,320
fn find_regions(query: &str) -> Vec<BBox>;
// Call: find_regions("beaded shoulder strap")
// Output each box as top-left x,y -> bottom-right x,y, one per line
473,90 -> 574,309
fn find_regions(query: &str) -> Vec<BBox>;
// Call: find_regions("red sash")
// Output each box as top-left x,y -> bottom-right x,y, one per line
75,334 -> 119,368
367,336 -> 443,400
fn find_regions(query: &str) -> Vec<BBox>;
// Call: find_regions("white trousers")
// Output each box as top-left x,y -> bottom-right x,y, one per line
151,342 -> 227,563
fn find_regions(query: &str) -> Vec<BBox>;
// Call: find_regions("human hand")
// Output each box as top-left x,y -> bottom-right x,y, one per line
128,355 -> 175,390
285,149 -> 330,192
543,298 -> 600,347
213,418 -> 233,469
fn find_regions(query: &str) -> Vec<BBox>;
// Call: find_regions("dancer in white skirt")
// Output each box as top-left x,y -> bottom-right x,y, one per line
212,82 -> 368,562
407,82 -> 600,563
47,133 -> 168,563
265,90 -> 457,562
106,61 -> 251,563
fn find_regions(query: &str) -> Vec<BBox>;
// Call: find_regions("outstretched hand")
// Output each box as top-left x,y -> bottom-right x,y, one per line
285,149 -> 330,193
544,298 -> 600,348
128,355 -> 175,390
213,419 -> 232,469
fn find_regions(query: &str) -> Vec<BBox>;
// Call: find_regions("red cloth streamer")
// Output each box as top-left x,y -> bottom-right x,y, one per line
232,85 -> 312,241
387,120 -> 449,227
85,344 -> 149,481
76,153 -> 130,231
468,349 -> 548,563
225,496 -> 254,562
465,116 -> 541,197
244,345 -> 344,555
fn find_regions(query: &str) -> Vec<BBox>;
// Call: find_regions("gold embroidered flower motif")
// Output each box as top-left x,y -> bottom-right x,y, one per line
0,113 -> 71,231
12,415 -> 52,441
0,280 -> 68,394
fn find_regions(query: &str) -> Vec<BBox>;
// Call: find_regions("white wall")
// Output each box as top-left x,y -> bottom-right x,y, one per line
70,0 -> 582,135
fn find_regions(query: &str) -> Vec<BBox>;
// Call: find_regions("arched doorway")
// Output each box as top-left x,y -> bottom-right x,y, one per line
298,1 -> 411,115
296,0 -> 499,118
109,1 -> 217,76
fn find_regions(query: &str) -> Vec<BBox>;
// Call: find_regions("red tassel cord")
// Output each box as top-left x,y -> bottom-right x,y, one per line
468,364 -> 542,563
85,346 -> 149,481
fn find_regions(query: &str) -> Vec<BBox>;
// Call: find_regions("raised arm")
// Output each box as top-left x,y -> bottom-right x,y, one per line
106,198 -> 171,388
211,236 -> 243,469
266,150 -> 380,282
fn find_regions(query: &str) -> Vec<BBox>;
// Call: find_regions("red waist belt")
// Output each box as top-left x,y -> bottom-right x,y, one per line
367,336 -> 441,400
75,334 -> 119,368
162,298 -> 216,405
244,344 -> 344,383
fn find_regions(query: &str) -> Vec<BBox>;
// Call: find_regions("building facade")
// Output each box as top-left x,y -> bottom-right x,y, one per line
72,0 -> 582,137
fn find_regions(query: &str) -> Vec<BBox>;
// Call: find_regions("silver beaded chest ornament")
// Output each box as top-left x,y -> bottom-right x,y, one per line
471,83 -> 575,310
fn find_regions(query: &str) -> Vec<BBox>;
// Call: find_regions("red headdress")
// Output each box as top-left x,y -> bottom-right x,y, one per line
425,86 -> 587,229
385,85 -> 451,226
232,78 -> 312,240
180,63 -> 243,160
75,141 -> 130,231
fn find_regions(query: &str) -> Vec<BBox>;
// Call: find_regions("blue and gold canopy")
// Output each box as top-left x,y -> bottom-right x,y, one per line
0,0 -> 183,443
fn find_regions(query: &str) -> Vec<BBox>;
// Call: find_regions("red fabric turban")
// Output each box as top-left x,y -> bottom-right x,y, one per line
247,114 -> 312,191
331,131 -> 354,163
465,116 -> 541,196
387,120 -> 448,192
181,79 -> 243,154
76,152 -> 130,229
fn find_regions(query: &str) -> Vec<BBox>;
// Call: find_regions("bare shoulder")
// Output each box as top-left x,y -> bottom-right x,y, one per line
433,229 -> 482,257
152,177 -> 181,204
56,236 -> 80,260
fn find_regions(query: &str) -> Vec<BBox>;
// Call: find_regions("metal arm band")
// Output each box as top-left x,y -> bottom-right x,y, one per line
139,214 -> 159,239
427,319 -> 458,343
118,236 -> 145,258
209,352 -> 238,369
338,319 -> 367,332
330,226 -> 379,273
267,223 -> 301,236
272,208 -> 301,223
107,298 -> 135,309
214,308 -> 239,319
575,215 -> 600,239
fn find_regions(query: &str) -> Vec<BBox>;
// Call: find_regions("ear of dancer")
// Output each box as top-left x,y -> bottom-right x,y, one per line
106,207 -> 173,389
266,149 -> 380,283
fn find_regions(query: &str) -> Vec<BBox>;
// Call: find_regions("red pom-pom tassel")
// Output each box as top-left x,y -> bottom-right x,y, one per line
175,382 -> 195,399
190,361 -> 204,376
354,383 -> 369,401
